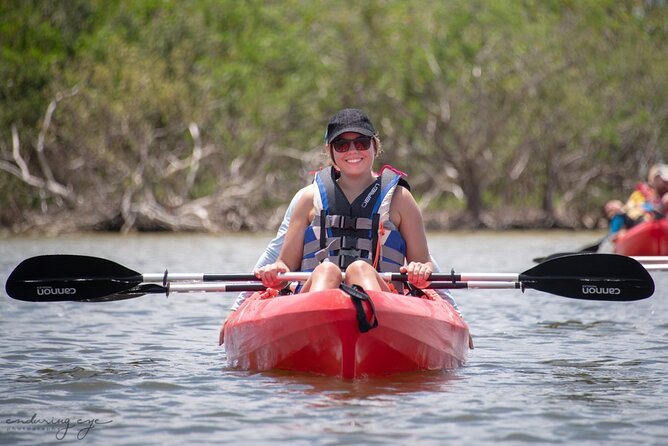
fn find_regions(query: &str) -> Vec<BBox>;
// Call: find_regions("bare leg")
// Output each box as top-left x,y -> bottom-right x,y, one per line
300,261 -> 342,292
344,260 -> 391,291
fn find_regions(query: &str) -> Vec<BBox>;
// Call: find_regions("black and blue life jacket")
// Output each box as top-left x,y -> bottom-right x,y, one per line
301,166 -> 408,274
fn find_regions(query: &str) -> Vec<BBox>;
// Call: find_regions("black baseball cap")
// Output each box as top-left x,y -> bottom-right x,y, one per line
324,108 -> 376,144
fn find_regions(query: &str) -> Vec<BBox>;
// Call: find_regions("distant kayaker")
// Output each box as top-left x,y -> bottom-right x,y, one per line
603,199 -> 643,238
254,108 -> 436,295
648,163 -> 668,212
604,163 -> 668,237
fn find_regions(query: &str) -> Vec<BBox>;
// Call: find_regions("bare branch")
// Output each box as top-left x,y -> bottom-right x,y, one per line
2,124 -> 72,199
11,124 -> 33,182
36,100 -> 58,185
184,122 -> 203,197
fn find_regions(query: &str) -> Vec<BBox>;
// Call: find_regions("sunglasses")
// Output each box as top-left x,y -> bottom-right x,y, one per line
331,136 -> 372,153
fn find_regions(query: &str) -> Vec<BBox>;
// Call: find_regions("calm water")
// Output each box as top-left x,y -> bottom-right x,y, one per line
1,232 -> 666,445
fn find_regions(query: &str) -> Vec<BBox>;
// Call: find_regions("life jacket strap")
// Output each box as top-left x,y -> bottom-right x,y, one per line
319,210 -> 327,249
326,215 -> 374,230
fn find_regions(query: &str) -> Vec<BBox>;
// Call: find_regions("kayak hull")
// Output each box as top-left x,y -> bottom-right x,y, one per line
222,289 -> 469,379
613,219 -> 668,256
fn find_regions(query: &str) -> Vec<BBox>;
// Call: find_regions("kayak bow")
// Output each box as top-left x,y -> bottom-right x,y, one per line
222,288 -> 470,379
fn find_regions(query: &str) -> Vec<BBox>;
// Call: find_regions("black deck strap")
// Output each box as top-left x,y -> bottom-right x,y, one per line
339,283 -> 379,333
405,282 -> 426,297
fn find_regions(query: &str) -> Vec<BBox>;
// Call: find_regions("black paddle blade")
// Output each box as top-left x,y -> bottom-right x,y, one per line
5,255 -> 143,302
520,253 -> 654,301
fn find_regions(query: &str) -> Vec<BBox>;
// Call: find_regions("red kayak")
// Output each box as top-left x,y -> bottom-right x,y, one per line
613,219 -> 668,256
222,288 -> 469,379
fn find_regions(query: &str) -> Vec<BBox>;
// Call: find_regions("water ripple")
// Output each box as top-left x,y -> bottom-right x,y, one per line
2,233 -> 667,445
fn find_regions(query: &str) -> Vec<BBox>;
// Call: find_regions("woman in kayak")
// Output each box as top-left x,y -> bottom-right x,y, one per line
255,108 -> 434,293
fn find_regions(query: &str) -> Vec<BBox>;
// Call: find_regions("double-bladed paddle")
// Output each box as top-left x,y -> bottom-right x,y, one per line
4,253 -> 654,302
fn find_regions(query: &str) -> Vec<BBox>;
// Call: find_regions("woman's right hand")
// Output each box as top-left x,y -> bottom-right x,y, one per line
255,261 -> 290,289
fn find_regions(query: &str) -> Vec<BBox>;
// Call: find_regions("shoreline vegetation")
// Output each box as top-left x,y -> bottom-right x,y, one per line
0,219 -> 609,241
1,206 -> 610,238
2,2 -> 667,237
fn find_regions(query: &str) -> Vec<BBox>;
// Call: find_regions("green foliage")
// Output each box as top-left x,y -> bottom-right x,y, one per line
1,0 -> 667,231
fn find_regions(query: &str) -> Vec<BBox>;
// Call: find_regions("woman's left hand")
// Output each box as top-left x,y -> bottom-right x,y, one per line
401,262 -> 433,289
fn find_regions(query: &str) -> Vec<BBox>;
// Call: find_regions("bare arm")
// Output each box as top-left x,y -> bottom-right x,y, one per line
277,186 -> 315,270
255,186 -> 315,287
391,186 -> 433,287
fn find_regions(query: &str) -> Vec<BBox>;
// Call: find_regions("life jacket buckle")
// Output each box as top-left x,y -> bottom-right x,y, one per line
341,216 -> 358,229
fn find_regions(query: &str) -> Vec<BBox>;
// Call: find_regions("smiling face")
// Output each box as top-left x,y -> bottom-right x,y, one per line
329,132 -> 376,175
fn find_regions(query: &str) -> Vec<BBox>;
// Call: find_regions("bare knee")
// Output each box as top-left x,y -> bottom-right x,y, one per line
345,260 -> 375,278
345,260 -> 387,291
303,261 -> 342,291
314,261 -> 342,280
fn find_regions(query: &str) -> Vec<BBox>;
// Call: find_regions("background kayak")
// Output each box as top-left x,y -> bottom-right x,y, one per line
613,219 -> 668,256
